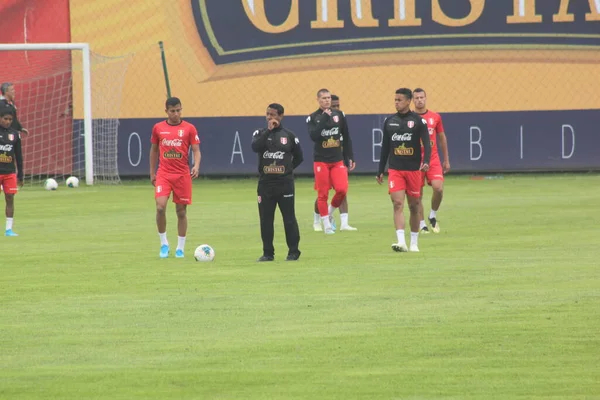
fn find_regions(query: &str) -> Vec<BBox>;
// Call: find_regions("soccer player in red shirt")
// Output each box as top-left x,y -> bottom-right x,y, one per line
413,88 -> 450,234
150,97 -> 201,258
0,107 -> 24,237
377,88 -> 431,252
307,89 -> 355,235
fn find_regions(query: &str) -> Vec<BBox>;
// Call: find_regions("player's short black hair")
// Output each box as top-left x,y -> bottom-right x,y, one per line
331,94 -> 339,101
395,88 -> 413,100
165,97 -> 181,109
316,88 -> 330,98
0,106 -> 14,117
0,82 -> 13,95
413,88 -> 426,95
267,103 -> 284,115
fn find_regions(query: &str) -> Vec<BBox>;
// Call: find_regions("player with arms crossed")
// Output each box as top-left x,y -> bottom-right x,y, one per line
150,97 -> 201,258
312,94 -> 357,232
377,88 -> 431,252
0,107 -> 24,236
413,88 -> 450,233
307,89 -> 355,235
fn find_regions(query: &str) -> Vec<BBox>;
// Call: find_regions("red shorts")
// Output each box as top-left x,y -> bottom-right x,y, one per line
388,169 -> 422,198
313,160 -> 347,190
313,179 -> 333,191
313,161 -> 347,192
155,173 -> 192,205
0,173 -> 18,194
423,159 -> 444,186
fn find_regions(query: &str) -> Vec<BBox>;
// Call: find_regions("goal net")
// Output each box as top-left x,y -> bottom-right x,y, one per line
0,43 -> 132,186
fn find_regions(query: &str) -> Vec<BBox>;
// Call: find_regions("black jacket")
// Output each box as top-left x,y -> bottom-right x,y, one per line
307,109 -> 353,164
0,126 -> 24,180
378,111 -> 431,174
251,124 -> 303,185
0,98 -> 23,132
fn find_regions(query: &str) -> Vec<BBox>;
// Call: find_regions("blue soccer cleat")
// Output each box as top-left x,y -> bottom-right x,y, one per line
159,244 -> 170,258
329,215 -> 337,232
175,249 -> 184,258
5,229 -> 18,237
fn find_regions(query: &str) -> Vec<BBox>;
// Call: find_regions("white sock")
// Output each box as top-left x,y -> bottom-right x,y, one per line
340,213 -> 349,227
158,232 -> 168,246
396,229 -> 405,245
177,236 -> 186,251
429,210 -> 437,219
419,220 -> 426,230
328,204 -> 336,217
6,218 -> 13,231
410,232 -> 419,247
322,216 -> 332,230
313,212 -> 321,225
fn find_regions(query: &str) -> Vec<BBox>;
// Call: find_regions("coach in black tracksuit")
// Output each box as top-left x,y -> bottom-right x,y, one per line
0,83 -> 28,136
251,103 -> 304,262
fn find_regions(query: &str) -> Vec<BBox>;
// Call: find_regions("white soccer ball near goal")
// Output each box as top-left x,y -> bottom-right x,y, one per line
194,244 -> 215,262
44,178 -> 58,191
66,176 -> 80,188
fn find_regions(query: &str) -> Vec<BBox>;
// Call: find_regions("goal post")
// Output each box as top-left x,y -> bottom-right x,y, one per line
0,43 -> 93,185
0,42 -> 131,186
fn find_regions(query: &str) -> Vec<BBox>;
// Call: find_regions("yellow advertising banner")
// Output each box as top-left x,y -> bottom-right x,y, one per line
70,0 -> 600,118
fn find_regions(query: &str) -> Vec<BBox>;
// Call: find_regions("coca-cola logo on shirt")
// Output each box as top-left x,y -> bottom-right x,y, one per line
321,127 -> 339,137
162,138 -> 183,147
392,133 -> 413,141
263,150 -> 285,160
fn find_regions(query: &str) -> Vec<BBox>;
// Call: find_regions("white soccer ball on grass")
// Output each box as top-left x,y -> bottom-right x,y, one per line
66,176 -> 80,188
44,178 -> 58,191
194,244 -> 215,262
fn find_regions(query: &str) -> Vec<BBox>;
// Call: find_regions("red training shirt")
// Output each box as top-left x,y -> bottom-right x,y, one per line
418,110 -> 445,163
151,120 -> 200,175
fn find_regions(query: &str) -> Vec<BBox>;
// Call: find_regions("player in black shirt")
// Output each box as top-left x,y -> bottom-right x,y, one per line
307,88 -> 355,234
0,107 -> 24,236
312,94 -> 357,232
251,103 -> 303,261
377,88 -> 431,253
0,83 -> 29,137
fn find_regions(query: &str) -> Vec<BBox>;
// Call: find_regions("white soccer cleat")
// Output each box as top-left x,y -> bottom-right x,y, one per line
409,244 -> 420,252
429,217 -> 440,233
313,223 -> 323,232
391,243 -> 408,252
340,225 -> 357,231
324,227 -> 335,235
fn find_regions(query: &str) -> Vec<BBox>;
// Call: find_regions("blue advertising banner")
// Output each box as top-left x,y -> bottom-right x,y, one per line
115,109 -> 599,176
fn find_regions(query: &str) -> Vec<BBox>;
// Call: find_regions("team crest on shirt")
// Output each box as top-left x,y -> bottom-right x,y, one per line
8,134 -> 14,141
429,118 -> 434,125
407,121 -> 415,128
178,129 -> 184,137
333,115 -> 339,123
257,195 -> 262,204
280,137 -> 287,145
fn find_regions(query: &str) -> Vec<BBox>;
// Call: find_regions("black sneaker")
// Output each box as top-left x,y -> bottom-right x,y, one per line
429,217 -> 440,233
257,255 -> 274,262
420,226 -> 430,234
286,251 -> 301,261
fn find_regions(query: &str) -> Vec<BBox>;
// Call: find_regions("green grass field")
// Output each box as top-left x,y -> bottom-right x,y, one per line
1,174 -> 599,399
